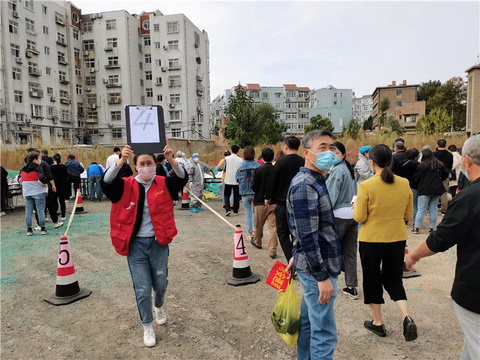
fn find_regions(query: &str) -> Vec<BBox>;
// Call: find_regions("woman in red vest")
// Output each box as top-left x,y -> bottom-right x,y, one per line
101,144 -> 187,347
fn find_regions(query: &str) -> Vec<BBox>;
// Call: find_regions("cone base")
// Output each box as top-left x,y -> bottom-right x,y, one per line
179,205 -> 190,210
74,209 -> 87,214
226,273 -> 260,286
44,287 -> 91,306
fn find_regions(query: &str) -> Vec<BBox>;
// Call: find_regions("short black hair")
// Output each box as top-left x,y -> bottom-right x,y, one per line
113,147 -> 121,153
437,139 -> 447,148
27,147 -> 37,153
156,154 -> 165,163
40,148 -> 48,155
405,148 -> 419,160
243,146 -> 255,160
26,150 -> 40,163
262,147 -> 274,162
231,145 -> 240,154
134,153 -> 156,165
53,153 -> 62,164
448,144 -> 457,152
285,136 -> 301,151
67,154 -> 75,160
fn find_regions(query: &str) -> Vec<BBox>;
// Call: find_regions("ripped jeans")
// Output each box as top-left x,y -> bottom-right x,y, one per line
127,237 -> 169,325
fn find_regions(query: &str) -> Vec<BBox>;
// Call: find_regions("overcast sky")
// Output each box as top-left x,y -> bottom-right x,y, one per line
72,0 -> 479,98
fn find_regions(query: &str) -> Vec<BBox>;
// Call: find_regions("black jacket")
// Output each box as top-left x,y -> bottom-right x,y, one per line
251,162 -> 276,206
390,151 -> 408,175
41,155 -> 54,165
434,149 -> 453,170
50,164 -> 68,197
426,177 -> 480,313
396,159 -> 419,189
266,154 -> 304,205
414,162 -> 449,196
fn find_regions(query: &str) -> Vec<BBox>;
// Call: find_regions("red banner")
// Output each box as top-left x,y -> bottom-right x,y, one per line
266,261 -> 289,292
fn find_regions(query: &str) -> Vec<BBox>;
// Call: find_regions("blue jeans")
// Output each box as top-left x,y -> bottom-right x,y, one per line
297,272 -> 338,360
411,188 -> 418,223
88,174 -> 102,201
241,194 -> 255,234
24,193 -> 46,228
127,237 -> 169,325
415,195 -> 440,229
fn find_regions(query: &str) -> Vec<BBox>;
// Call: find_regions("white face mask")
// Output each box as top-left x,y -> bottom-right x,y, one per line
193,158 -> 200,163
38,159 -> 42,165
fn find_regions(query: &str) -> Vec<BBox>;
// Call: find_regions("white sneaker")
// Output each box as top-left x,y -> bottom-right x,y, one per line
154,306 -> 167,325
34,226 -> 41,231
1,211 -> 6,216
53,222 -> 64,229
60,217 -> 66,221
143,329 -> 156,347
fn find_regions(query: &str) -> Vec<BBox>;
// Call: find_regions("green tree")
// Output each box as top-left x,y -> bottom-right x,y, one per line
417,80 -> 442,114
427,77 -> 466,131
378,98 -> 390,129
383,116 -> 405,136
415,108 -> 452,135
254,103 -> 287,145
344,119 -> 361,139
363,115 -> 374,131
304,114 -> 334,133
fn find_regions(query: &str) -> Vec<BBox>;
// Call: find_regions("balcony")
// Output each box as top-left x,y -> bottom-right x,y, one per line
55,16 -> 66,26
56,40 -> 67,47
108,97 -> 122,104
26,48 -> 40,57
60,118 -> 72,124
87,103 -> 98,109
58,57 -> 68,65
60,97 -> 71,104
26,29 -> 37,36
28,69 -> 42,77
86,118 -> 98,124
105,64 -> 120,69
168,65 -> 181,71
105,82 -> 122,88
30,89 -> 44,98
59,79 -> 70,84
104,47 -> 114,51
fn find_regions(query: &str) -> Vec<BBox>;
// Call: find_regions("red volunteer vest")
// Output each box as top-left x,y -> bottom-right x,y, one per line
110,176 -> 177,255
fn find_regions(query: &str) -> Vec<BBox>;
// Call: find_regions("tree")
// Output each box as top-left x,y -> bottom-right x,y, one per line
383,116 -> 405,136
344,119 -> 361,139
254,103 -> 287,145
415,108 -> 452,135
378,98 -> 390,129
417,80 -> 442,114
427,77 -> 466,131
304,114 -> 334,133
363,115 -> 374,131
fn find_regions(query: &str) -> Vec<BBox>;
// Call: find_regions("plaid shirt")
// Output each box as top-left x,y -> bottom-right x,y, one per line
287,167 -> 342,282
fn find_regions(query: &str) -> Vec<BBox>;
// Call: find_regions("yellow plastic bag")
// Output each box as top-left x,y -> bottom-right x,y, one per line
203,190 -> 215,200
270,279 -> 300,347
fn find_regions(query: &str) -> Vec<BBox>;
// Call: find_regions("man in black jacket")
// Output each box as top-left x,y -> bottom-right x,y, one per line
407,135 -> 480,360
265,136 -> 304,261
390,141 -> 408,175
434,139 -> 453,214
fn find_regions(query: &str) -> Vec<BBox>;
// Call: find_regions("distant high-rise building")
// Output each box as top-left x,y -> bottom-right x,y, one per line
0,2 -> 210,146
352,94 -> 373,125
309,85 -> 353,133
466,64 -> 480,135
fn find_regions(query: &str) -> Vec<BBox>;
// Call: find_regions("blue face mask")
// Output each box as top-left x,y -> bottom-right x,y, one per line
307,150 -> 336,171
332,157 -> 342,165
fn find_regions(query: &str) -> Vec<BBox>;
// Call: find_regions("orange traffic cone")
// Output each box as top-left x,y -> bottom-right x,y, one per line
45,236 -> 91,305
74,188 -> 87,214
180,186 -> 190,210
403,244 -> 421,279
226,225 -> 260,286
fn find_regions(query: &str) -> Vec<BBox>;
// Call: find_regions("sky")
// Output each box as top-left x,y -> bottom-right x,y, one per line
72,0 -> 480,99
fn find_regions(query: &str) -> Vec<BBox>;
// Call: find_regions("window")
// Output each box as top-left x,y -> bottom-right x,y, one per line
333,101 -> 337,105
28,61 -> 38,73
10,44 -> 20,57
9,21 -> 18,34
31,104 -> 43,118
168,58 -> 180,69
154,24 -> 160,32
112,128 -> 122,139
275,93 -> 282,98
26,19 -> 35,32
75,66 -> 81,76
73,28 -> 79,40
12,67 -> 21,80
170,111 -> 181,121
145,71 -> 152,80
47,87 -> 53,95
59,71 -> 67,82
167,21 -> 179,33
168,40 -> 179,50
46,67 -> 51,75
82,22 -> 93,32
60,91 -> 69,100
262,92 -> 269,99
285,112 -> 297,119
61,110 -> 71,122
42,4 -> 47,13
412,115 -> 417,122
154,41 -> 161,49
170,94 -> 181,103
194,31 -> 200,48
85,59 -> 95,68
396,101 -> 402,107
396,90 -> 402,96
139,62 -> 143,70
74,47 -> 80,58
25,0 -> 34,11
16,113 -> 26,123
171,128 -> 181,137
107,38 -> 117,48
146,88 -> 153,97
44,46 -> 50,55
111,111 -> 121,121
76,84 -> 82,95
155,77 -> 162,85
144,36 -> 151,46
106,20 -> 116,30
140,79 -> 144,87
155,59 -> 161,67
138,43 -> 143,54
27,40 -> 36,50
157,95 -> 163,102
83,40 -> 94,50
287,91 -> 296,98
334,93 -> 337,97
108,74 -> 119,84
108,56 -> 119,66
85,76 -> 96,86
43,26 -> 49,35
327,112 -> 332,118
145,54 -> 151,63
8,0 -> 16,11
86,94 -> 97,104
168,75 -> 181,87
14,90 -> 23,103
57,32 -> 66,44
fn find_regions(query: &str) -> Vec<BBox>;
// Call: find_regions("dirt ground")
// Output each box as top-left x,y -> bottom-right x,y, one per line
1,197 -> 464,360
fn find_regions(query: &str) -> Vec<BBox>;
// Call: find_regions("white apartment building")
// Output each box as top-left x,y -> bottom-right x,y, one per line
352,94 -> 373,125
0,2 -> 210,146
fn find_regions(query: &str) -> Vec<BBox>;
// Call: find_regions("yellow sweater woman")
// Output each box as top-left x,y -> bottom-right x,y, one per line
353,144 -> 417,342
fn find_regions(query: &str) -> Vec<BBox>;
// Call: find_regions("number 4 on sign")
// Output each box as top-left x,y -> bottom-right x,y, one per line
234,234 -> 248,260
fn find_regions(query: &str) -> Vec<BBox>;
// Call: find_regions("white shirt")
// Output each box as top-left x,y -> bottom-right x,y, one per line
224,154 -> 243,185
106,153 -> 120,169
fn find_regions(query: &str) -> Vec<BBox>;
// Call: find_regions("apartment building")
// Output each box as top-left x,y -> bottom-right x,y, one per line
466,63 -> 480,135
0,1 -> 210,146
352,94 -> 373,125
309,85 -> 353,133
372,80 -> 425,133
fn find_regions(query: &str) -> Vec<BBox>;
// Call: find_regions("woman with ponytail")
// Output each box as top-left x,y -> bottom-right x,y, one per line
326,141 -> 359,300
353,144 -> 418,342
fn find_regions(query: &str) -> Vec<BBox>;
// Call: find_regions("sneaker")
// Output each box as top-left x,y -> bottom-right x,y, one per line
45,217 -> 50,222
225,211 -> 231,217
53,222 -> 64,229
364,320 -> 386,337
1,211 -> 6,216
197,207 -> 204,211
403,316 -> 418,341
412,227 -> 419,234
270,254 -> 277,259
153,306 -> 167,325
190,208 -> 198,213
343,287 -> 359,300
251,238 -> 262,249
41,227 -> 47,235
34,226 -> 41,231
60,217 -> 66,221
27,228 -> 33,236
143,328 -> 156,347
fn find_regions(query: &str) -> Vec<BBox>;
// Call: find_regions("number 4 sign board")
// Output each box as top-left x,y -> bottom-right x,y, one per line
125,105 -> 166,154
